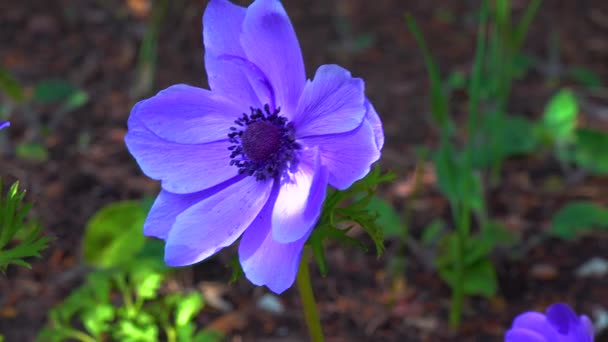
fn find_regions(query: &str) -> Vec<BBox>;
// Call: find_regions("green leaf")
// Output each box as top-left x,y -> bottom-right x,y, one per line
421,219 -> 445,246
115,314 -> 158,342
559,128 -> 608,174
551,201 -> 608,240
512,0 -> 542,52
174,292 -> 204,327
434,145 -> 483,211
464,259 -> 498,297
0,67 -> 24,102
64,90 -> 89,111
192,330 -> 224,342
405,14 -> 453,135
15,143 -> 49,162
82,304 -> 114,337
32,80 -> 80,104
438,257 -> 498,298
568,67 -> 603,89
83,201 -> 147,268
132,268 -> 163,300
473,115 -> 539,168
542,89 -> 578,142
365,195 -> 404,238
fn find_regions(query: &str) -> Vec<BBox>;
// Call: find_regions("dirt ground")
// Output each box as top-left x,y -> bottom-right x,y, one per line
0,0 -> 607,341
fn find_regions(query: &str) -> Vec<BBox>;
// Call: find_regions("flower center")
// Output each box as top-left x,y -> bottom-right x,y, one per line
241,121 -> 281,162
228,105 -> 301,181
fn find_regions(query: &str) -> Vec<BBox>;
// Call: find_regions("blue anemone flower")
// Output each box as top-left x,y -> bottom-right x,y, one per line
0,121 -> 9,130
125,0 -> 383,294
506,303 -> 594,342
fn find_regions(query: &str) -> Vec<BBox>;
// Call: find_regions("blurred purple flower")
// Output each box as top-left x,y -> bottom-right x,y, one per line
506,303 -> 594,342
0,121 -> 9,130
125,0 -> 383,293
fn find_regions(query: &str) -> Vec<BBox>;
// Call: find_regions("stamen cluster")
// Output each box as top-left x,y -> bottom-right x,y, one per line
228,104 -> 301,181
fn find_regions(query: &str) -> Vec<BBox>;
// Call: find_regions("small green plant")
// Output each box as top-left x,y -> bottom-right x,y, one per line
0,178 -> 49,272
38,258 -> 222,342
39,199 -> 223,342
406,0 -> 541,328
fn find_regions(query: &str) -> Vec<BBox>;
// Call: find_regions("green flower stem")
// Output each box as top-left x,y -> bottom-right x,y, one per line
450,203 -> 471,329
296,248 -> 324,342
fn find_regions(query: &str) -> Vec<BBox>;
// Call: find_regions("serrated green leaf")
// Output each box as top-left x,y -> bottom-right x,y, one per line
542,89 -> 578,142
227,255 -> 244,284
365,195 -> 404,238
0,180 -> 48,272
309,232 -> 328,276
83,201 -> 147,268
551,201 -> 608,240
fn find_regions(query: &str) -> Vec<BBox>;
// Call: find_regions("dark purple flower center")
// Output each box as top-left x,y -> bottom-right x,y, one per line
228,105 -> 301,181
241,121 -> 281,162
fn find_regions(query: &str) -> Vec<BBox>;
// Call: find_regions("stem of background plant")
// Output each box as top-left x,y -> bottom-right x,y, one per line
449,202 -> 471,329
296,248 -> 324,342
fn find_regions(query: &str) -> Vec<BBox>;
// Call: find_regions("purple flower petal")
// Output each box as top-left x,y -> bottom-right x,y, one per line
506,304 -> 595,342
203,0 -> 246,57
164,176 -> 272,266
546,303 -> 580,335
239,184 -> 309,294
300,119 -> 381,190
0,121 -> 9,130
125,114 -> 238,194
510,312 -> 561,341
364,99 -> 384,151
271,148 -> 328,243
581,315 -> 595,341
144,178 -> 240,239
546,304 -> 595,342
205,54 -> 275,110
241,0 -> 305,116
294,64 -> 365,137
505,329 -> 548,342
203,1 -> 274,108
128,84 -> 242,144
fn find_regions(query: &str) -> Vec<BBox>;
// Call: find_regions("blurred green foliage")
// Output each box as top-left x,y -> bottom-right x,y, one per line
551,202 -> 608,240
83,201 -> 148,269
39,200 -> 223,342
0,67 -> 90,162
